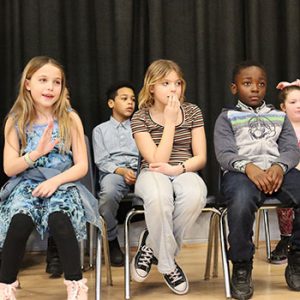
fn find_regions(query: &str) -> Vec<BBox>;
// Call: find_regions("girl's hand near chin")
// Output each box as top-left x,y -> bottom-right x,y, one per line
164,95 -> 180,125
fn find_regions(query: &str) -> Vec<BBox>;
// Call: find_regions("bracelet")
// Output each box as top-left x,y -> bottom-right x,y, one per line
24,152 -> 35,167
180,162 -> 186,173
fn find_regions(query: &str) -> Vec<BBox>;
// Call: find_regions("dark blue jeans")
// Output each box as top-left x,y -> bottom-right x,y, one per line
221,168 -> 300,262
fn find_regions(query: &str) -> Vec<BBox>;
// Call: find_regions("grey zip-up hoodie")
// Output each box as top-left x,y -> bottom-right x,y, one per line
214,100 -> 300,173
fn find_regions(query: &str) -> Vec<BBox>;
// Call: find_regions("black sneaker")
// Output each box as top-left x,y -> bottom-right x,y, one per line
130,229 -> 156,282
109,237 -> 124,267
285,245 -> 300,291
163,262 -> 189,295
270,235 -> 290,264
231,261 -> 253,300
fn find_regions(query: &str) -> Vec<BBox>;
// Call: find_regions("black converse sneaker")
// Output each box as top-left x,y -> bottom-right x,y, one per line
130,229 -> 156,282
163,262 -> 189,295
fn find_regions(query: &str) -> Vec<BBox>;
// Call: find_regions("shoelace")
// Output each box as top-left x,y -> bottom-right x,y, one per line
167,267 -> 183,284
137,245 -> 154,268
69,280 -> 88,299
235,269 -> 248,283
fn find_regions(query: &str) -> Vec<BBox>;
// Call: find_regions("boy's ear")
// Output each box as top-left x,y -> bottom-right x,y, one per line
108,99 -> 114,109
230,83 -> 237,95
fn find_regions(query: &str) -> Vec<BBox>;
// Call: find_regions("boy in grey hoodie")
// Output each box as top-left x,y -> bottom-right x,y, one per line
214,61 -> 300,300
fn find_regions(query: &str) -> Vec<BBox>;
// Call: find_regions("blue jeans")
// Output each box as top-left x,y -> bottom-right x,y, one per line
221,168 -> 300,262
98,173 -> 131,241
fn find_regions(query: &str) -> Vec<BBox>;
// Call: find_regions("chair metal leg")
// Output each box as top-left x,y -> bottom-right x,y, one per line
219,209 -> 231,299
124,211 -> 132,300
263,209 -> 271,261
100,216 -> 113,286
204,212 -> 218,280
95,229 -> 102,300
89,224 -> 95,268
80,240 -> 85,270
124,208 -> 145,300
254,209 -> 262,249
212,213 -> 220,278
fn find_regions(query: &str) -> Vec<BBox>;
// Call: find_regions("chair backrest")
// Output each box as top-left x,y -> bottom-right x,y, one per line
80,135 -> 96,197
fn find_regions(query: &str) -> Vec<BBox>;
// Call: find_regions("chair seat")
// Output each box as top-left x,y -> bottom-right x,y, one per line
262,197 -> 282,206
205,195 -> 221,208
117,194 -> 144,224
205,194 -> 227,210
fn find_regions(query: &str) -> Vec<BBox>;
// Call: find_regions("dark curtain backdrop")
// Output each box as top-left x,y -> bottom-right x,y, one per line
1,0 -> 300,196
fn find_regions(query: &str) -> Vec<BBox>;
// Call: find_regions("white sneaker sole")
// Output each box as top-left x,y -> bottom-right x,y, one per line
130,256 -> 149,282
130,229 -> 150,283
163,276 -> 189,295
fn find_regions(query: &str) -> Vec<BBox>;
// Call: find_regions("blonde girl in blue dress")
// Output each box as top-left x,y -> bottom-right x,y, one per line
0,56 -> 99,300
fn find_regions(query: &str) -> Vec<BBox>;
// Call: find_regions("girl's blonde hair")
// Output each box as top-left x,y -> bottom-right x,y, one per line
7,56 -> 73,153
138,59 -> 186,109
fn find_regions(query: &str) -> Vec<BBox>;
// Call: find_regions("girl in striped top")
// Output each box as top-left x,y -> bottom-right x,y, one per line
130,59 -> 207,295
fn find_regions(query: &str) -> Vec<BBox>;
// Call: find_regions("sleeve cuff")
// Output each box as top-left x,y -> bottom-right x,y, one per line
232,160 -> 252,173
272,162 -> 288,173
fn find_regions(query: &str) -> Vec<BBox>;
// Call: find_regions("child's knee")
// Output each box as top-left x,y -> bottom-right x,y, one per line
9,213 -> 34,236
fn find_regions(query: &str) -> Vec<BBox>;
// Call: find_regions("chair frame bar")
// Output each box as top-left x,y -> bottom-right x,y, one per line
95,228 -> 102,300
124,208 -> 145,300
124,205 -> 232,299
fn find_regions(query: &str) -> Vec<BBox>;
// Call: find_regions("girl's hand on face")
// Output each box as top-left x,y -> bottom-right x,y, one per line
32,177 -> 60,198
36,120 -> 60,156
163,94 -> 180,124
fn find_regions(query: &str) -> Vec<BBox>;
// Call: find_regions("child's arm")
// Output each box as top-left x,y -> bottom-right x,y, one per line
32,112 -> 88,198
177,125 -> 206,173
92,125 -> 136,185
148,126 -> 207,176
4,117 -> 26,176
3,117 -> 59,177
134,98 -> 179,164
92,125 -> 117,173
214,111 -> 249,171
245,163 -> 274,194
114,167 -> 136,185
262,116 -> 300,194
265,164 -> 284,193
275,116 -> 300,171
133,129 -> 173,164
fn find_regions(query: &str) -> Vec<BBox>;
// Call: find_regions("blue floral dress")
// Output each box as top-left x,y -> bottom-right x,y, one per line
0,122 -> 87,247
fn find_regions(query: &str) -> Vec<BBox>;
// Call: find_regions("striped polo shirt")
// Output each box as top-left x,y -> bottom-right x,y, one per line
131,102 -> 204,170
